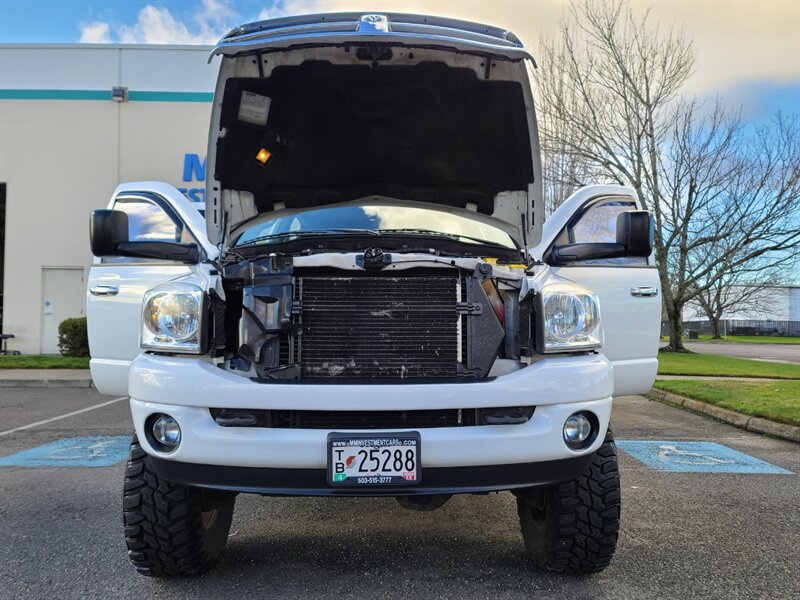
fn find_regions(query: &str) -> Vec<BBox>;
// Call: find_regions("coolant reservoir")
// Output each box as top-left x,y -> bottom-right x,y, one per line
482,256 -> 528,274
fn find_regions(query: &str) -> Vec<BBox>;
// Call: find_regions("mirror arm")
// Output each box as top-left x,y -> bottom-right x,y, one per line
551,242 -> 626,265
115,241 -> 200,263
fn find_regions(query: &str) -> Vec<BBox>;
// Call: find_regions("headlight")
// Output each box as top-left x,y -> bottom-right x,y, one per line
141,282 -> 205,353
540,284 -> 602,353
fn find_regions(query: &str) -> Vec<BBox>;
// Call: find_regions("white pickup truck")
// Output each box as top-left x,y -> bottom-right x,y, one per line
87,13 -> 660,577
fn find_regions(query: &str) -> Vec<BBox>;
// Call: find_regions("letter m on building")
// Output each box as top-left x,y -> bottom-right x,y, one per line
182,154 -> 206,182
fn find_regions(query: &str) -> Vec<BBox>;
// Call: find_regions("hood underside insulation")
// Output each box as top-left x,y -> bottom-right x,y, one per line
216,61 -> 533,214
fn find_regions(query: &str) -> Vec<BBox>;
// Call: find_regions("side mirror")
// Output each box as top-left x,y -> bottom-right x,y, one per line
90,209 -> 129,256
615,210 -> 654,257
89,209 -> 200,263
550,210 -> 654,264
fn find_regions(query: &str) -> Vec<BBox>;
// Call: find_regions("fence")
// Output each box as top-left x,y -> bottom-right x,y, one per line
662,320 -> 800,338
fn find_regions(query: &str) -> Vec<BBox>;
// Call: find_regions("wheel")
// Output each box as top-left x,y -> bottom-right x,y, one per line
516,428 -> 621,574
122,435 -> 236,577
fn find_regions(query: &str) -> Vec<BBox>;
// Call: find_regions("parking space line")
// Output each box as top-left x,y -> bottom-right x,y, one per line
0,396 -> 127,437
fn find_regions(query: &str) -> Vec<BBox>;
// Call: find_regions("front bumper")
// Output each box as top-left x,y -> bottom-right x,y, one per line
149,455 -> 594,497
129,353 -> 613,492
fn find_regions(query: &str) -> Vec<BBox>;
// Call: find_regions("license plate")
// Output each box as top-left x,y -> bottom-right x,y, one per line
327,432 -> 421,486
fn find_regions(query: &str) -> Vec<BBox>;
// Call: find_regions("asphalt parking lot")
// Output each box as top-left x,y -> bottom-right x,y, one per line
1,388 -> 798,600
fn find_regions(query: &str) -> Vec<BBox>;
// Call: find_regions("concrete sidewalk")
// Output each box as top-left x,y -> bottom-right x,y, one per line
667,341 -> 800,364
0,369 -> 93,388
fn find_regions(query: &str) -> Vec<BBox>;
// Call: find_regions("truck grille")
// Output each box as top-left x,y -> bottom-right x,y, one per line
298,270 -> 459,379
210,407 -> 535,429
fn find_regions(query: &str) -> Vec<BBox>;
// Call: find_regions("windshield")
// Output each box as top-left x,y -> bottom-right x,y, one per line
234,204 -> 517,249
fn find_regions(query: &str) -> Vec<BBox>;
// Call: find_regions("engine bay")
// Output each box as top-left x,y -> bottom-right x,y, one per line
212,251 -> 535,382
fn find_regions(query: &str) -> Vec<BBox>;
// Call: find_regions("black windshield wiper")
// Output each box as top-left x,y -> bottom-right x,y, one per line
377,228 -> 509,248
236,228 -> 380,248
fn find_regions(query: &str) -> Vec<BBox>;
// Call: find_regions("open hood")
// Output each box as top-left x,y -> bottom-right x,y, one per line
206,13 -> 543,250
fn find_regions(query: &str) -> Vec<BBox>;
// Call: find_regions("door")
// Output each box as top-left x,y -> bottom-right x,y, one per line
535,185 -> 661,396
41,268 -> 85,354
87,184 -> 210,396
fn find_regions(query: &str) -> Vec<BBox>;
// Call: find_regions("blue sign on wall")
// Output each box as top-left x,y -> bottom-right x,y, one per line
178,153 -> 206,202
182,153 -> 206,182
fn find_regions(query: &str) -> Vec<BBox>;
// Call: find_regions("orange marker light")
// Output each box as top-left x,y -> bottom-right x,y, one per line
256,148 -> 271,164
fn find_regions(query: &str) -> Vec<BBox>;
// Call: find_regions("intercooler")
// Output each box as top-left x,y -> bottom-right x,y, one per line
297,270 -> 460,379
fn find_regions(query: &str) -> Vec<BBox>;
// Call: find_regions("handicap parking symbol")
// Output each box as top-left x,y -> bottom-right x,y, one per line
657,444 -> 735,466
0,436 -> 131,468
616,440 -> 792,474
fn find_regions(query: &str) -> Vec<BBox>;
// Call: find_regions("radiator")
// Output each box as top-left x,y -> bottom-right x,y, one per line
298,270 -> 460,378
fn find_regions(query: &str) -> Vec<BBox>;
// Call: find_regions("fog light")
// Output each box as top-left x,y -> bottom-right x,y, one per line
563,413 -> 592,447
152,415 -> 181,447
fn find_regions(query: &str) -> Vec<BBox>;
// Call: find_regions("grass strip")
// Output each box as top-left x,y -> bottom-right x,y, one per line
653,379 -> 800,426
657,353 -> 800,380
0,355 -> 90,369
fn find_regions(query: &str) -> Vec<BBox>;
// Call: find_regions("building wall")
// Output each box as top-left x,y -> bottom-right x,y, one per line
682,285 -> 796,322
0,45 -> 216,353
789,287 -> 800,322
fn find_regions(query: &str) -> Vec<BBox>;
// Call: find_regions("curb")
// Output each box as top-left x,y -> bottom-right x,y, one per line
647,389 -> 800,443
0,379 -> 94,389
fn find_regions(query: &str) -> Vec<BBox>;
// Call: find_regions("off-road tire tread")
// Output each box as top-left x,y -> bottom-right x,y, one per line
517,428 -> 621,574
122,435 -> 231,577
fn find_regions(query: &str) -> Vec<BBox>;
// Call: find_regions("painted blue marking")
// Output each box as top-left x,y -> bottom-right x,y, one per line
617,440 -> 792,474
0,436 -> 130,468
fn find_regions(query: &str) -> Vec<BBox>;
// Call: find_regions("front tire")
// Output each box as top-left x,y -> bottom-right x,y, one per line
516,428 -> 621,574
122,435 -> 236,577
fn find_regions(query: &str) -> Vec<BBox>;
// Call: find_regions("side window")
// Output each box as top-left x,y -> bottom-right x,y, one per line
116,198 -> 181,243
556,200 -> 647,266
102,196 -> 196,263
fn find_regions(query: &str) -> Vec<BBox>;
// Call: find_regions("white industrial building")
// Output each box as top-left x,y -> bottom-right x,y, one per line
682,285 -> 800,336
0,44 -> 216,354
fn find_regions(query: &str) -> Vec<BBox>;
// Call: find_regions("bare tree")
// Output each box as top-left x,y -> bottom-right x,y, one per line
536,1 -> 800,350
693,276 -> 783,340
538,67 -> 593,215
672,112 -> 800,340
542,135 -> 590,215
